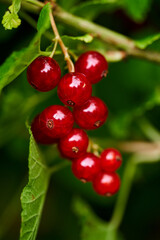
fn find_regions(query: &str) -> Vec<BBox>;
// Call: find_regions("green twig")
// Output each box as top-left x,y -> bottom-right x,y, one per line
108,158 -> 137,230
24,0 -> 44,8
2,0 -> 160,63
138,118 -> 160,142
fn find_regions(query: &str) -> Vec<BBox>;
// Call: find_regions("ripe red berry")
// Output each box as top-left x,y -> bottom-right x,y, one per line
58,72 -> 92,107
92,172 -> 120,196
27,56 -> 61,92
72,153 -> 100,182
73,96 -> 108,130
39,105 -> 74,138
58,128 -> 89,159
75,51 -> 108,84
31,114 -> 58,145
101,148 -> 122,172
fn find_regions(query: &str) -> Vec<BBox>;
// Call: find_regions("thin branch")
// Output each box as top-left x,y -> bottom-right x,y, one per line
54,7 -> 160,64
49,10 -> 75,72
2,0 -> 160,63
108,158 -> 136,230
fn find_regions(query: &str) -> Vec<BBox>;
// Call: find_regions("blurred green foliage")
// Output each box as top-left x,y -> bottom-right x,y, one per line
0,0 -> 160,240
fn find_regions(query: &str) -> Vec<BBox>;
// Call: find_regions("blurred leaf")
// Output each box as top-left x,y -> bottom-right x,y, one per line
2,0 -> 22,30
58,0 -> 80,10
109,88 -> 160,138
0,35 -> 40,92
20,127 -> 50,240
135,33 -> 160,49
71,0 -> 119,20
122,0 -> 152,22
37,3 -> 51,34
73,198 -> 123,240
62,34 -> 93,48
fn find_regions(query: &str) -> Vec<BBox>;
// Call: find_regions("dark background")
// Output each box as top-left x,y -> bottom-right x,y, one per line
0,0 -> 160,239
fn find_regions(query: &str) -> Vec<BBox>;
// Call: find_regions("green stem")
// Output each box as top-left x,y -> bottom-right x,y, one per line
108,158 -> 136,230
138,118 -> 160,142
19,10 -> 37,28
2,0 -> 160,63
24,0 -> 44,8
54,7 -> 160,64
55,7 -> 135,51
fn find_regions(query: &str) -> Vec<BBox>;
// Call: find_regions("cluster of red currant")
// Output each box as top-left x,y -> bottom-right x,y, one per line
27,51 -> 122,196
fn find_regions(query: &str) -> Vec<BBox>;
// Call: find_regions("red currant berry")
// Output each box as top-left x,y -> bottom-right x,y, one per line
27,56 -> 61,92
92,172 -> 120,196
73,97 -> 108,130
31,114 -> 58,145
58,72 -> 92,107
72,153 -> 100,182
75,51 -> 108,84
39,105 -> 74,138
101,148 -> 122,172
58,128 -> 89,159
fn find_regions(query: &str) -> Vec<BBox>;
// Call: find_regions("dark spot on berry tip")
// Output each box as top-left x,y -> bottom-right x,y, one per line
72,146 -> 79,153
67,100 -> 75,106
80,179 -> 87,183
94,120 -> 101,127
105,193 -> 112,197
116,156 -> 121,161
101,70 -> 108,78
47,119 -> 54,129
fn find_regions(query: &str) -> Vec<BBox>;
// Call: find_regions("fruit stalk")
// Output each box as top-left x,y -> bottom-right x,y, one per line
49,10 -> 75,72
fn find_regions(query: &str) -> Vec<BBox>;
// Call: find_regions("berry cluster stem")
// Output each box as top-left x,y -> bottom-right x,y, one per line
49,11 -> 75,72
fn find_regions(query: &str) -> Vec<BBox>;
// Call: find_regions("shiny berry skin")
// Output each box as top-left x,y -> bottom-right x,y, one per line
58,128 -> 89,159
75,51 -> 108,84
58,72 -> 92,107
39,105 -> 74,138
101,148 -> 122,172
27,56 -> 61,92
92,172 -> 120,196
73,97 -> 108,130
72,153 -> 100,182
31,114 -> 58,145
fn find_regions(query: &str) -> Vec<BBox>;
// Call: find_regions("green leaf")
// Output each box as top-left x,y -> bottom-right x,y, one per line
62,34 -> 93,45
46,34 -> 93,55
135,33 -> 160,49
37,3 -> 51,34
20,127 -> 50,240
122,0 -> 152,22
2,5 -> 21,30
2,0 -> 22,30
0,3 -> 53,92
73,198 -> 123,240
0,35 -> 40,92
71,0 -> 119,20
